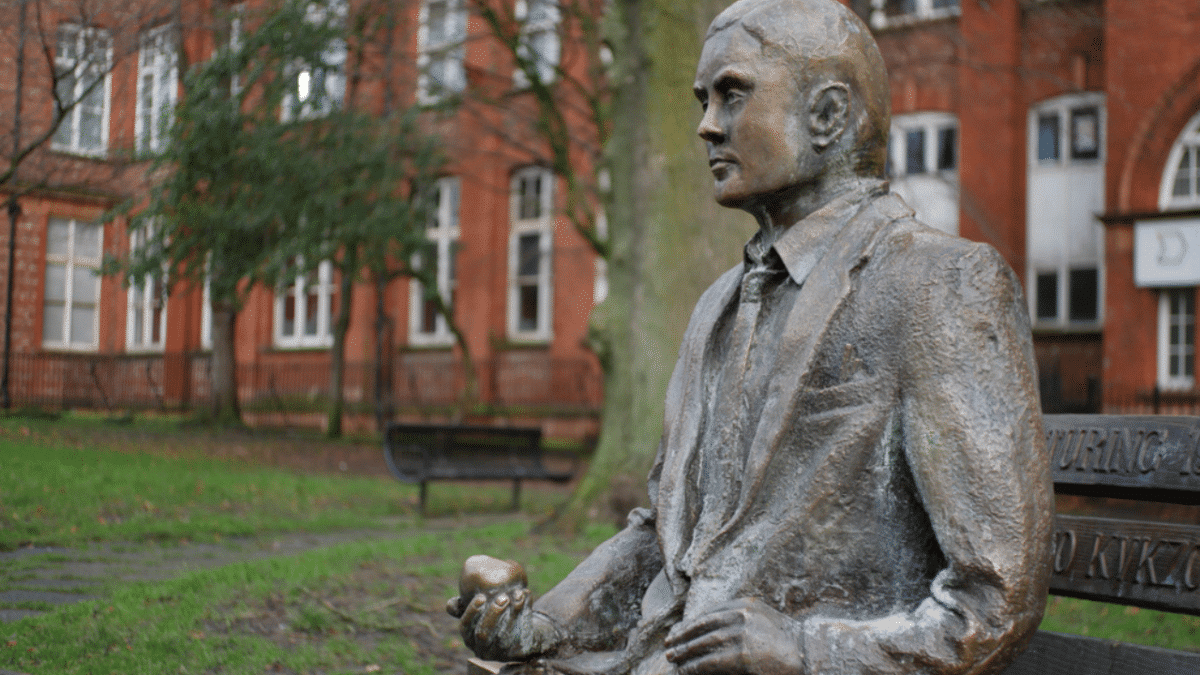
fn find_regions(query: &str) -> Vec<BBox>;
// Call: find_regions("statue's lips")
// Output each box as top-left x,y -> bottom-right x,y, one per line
709,157 -> 736,177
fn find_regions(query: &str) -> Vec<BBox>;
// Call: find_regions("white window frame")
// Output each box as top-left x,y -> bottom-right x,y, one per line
507,167 -> 554,342
52,25 -> 112,156
201,272 -> 213,350
409,177 -> 461,346
135,24 -> 178,155
274,259 -> 337,348
126,225 -> 167,352
1026,93 -> 1106,330
888,111 -> 959,235
868,0 -> 960,30
229,4 -> 245,95
513,0 -> 561,88
1159,109 -> 1200,211
43,218 -> 103,351
417,0 -> 468,104
1158,288 -> 1196,391
281,0 -> 347,121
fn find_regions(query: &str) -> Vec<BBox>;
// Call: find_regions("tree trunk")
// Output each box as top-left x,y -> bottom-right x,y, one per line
372,272 -> 395,432
209,302 -> 242,425
327,256 -> 357,438
555,0 -> 754,531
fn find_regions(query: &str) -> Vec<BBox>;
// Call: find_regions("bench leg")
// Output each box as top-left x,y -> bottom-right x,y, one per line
511,479 -> 521,512
419,481 -> 428,515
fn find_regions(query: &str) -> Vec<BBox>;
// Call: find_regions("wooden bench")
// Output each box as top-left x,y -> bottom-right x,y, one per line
1003,413 -> 1200,674
382,423 -> 575,513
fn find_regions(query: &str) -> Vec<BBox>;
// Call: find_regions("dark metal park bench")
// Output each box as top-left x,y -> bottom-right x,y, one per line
1003,413 -> 1200,675
382,422 -> 575,513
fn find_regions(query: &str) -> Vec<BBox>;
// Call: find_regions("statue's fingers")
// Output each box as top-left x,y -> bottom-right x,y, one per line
474,593 -> 511,645
670,643 -> 739,675
446,596 -> 465,618
664,610 -> 738,648
460,594 -> 488,632
665,627 -> 732,665
511,588 -> 529,613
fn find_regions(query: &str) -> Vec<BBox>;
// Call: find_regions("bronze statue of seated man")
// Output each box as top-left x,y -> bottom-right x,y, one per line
449,1 -> 1053,674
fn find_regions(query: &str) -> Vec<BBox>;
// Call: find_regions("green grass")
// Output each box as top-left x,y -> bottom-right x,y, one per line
1041,595 -> 1200,650
0,415 -> 565,550
0,520 -> 616,675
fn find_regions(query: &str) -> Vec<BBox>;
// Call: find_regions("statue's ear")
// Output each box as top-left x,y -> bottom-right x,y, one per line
808,83 -> 850,151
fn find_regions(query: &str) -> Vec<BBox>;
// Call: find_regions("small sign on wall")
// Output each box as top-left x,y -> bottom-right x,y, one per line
1134,218 -> 1200,287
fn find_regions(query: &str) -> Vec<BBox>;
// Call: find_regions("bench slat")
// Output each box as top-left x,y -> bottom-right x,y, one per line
1049,514 -> 1200,616
1001,630 -> 1200,675
1045,415 -> 1200,504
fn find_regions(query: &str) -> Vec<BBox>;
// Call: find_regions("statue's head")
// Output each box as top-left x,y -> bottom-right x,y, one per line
695,0 -> 889,214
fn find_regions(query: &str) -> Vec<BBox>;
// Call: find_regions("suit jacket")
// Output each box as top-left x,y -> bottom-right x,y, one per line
533,189 -> 1053,675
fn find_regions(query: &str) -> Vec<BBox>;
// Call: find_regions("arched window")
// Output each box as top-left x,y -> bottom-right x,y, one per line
1152,109 -> 1200,389
1160,109 -> 1200,210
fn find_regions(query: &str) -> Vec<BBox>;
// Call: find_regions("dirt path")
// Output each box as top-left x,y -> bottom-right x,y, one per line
0,514 -> 515,623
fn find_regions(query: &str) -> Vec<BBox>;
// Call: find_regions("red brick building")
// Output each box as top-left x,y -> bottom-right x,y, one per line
4,0 -> 1200,433
0,0 -> 604,438
847,0 -> 1200,413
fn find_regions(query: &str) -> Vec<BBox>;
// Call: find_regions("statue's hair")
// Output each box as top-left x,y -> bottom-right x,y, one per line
707,0 -> 889,178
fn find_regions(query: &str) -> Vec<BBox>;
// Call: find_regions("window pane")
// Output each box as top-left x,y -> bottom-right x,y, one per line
518,233 -> 540,277
519,174 -> 542,219
1068,268 -> 1098,322
132,285 -> 145,345
304,285 -> 320,336
53,72 -> 75,146
70,306 -> 95,344
75,222 -> 102,258
1038,114 -> 1060,162
1070,107 -> 1100,160
519,284 -> 539,331
932,0 -> 959,8
427,0 -> 448,46
72,268 -> 98,302
1173,148 -> 1195,198
937,126 -> 957,171
47,220 -> 71,256
44,264 -> 66,302
1036,272 -> 1058,321
43,305 -> 64,343
421,296 -> 438,334
885,0 -> 917,17
283,286 -> 296,337
905,129 -> 926,174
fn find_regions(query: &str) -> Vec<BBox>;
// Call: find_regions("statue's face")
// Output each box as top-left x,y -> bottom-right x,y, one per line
694,26 -> 810,210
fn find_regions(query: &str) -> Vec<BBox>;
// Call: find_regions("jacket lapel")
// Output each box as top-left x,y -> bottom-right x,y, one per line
708,194 -> 911,552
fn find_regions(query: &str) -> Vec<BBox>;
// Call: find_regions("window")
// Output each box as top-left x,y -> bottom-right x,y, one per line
418,0 -> 467,103
1027,94 -> 1106,328
274,259 -> 337,348
410,177 -> 460,345
889,112 -> 959,235
126,225 -> 167,352
1158,289 -> 1196,390
52,25 -> 111,155
869,0 -> 960,28
514,0 -> 561,87
136,25 -> 177,154
282,0 -> 347,120
43,218 -> 103,350
1160,109 -> 1200,210
508,168 -> 554,341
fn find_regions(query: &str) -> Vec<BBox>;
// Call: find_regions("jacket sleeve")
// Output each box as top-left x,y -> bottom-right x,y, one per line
799,242 -> 1054,675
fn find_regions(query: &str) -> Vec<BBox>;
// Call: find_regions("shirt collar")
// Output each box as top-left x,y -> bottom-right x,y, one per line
745,180 -> 887,286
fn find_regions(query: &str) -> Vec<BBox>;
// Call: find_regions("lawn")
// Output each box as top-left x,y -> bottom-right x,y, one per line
0,413 -> 565,549
0,520 -> 616,674
0,411 -> 1196,674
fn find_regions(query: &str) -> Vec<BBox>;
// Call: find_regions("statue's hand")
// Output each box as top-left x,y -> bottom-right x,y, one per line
663,598 -> 804,675
446,555 -> 560,661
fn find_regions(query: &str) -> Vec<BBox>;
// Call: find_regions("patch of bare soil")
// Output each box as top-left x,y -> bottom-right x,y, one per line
205,557 -> 470,674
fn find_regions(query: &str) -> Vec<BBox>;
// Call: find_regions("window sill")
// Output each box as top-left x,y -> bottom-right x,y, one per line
40,344 -> 101,354
269,343 -> 334,352
49,145 -> 109,160
871,11 -> 960,32
1031,323 -> 1103,336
